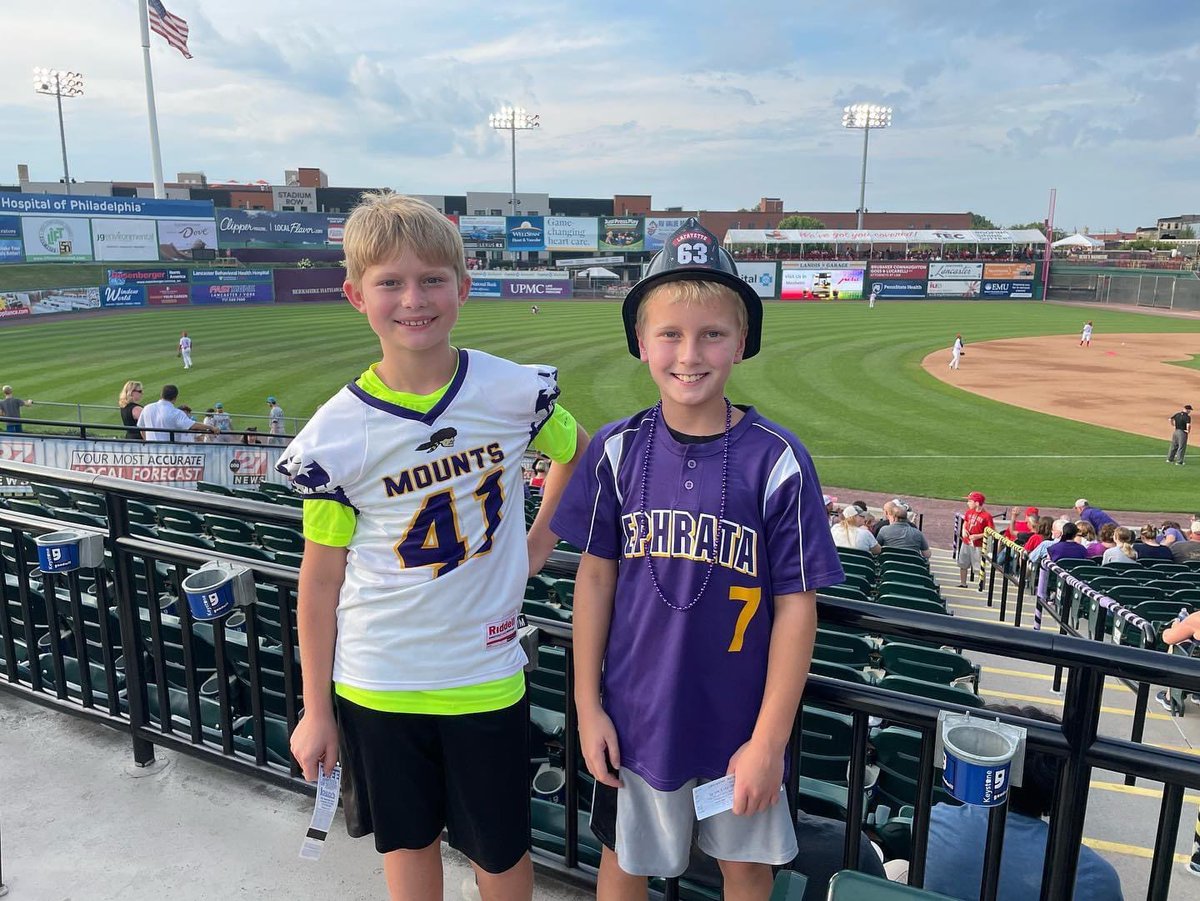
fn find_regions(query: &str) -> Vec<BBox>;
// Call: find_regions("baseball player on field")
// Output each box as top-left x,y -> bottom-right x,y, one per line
178,331 -> 193,369
266,395 -> 285,444
276,193 -> 587,901
550,219 -> 844,899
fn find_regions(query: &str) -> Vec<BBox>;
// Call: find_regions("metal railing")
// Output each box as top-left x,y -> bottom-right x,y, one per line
0,415 -> 290,446
2,401 -> 306,437
4,460 -> 1200,900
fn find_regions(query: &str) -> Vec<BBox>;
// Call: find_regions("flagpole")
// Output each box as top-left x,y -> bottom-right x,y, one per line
138,0 -> 166,199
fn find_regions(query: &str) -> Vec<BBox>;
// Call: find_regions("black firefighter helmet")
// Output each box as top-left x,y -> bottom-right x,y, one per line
620,218 -> 763,359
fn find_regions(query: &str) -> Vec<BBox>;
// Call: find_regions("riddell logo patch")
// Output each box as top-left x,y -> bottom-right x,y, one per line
484,613 -> 518,648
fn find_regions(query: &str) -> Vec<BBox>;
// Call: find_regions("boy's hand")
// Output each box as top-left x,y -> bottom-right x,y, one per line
727,738 -> 783,816
291,706 -> 340,783
578,704 -> 623,788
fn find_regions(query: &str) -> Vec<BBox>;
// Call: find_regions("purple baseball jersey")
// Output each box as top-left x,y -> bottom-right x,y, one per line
551,405 -> 844,791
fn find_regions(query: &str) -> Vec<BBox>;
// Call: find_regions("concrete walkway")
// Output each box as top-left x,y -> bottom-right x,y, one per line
0,694 -> 587,900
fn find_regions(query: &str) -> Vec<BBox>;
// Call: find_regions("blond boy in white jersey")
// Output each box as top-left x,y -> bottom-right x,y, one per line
278,193 -> 587,901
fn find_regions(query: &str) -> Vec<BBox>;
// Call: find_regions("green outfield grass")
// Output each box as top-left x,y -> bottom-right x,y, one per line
1,300 -> 1195,510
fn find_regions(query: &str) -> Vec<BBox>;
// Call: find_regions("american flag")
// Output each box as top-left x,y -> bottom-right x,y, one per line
148,0 -> 192,59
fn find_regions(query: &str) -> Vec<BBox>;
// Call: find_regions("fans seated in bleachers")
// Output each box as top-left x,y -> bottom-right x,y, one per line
1088,522 -> 1116,558
875,502 -> 930,559
1022,516 -> 1053,556
1162,521 -> 1200,562
1048,522 -> 1088,563
1102,527 -> 1138,565
1132,525 -> 1173,561
830,503 -> 880,555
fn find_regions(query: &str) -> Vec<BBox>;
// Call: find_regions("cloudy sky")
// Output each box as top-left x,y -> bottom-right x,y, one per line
2,0 -> 1197,230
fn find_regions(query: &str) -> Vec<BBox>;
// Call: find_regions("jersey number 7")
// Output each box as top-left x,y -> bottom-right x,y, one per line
393,468 -> 505,577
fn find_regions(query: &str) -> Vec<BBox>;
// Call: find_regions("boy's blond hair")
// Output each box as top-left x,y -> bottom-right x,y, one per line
342,192 -> 467,287
637,279 -> 748,334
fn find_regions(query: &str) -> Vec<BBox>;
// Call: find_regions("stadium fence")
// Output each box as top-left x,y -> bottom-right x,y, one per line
3,460 -> 1200,900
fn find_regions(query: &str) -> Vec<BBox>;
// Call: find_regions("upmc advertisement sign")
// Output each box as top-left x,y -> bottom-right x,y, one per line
500,279 -> 572,298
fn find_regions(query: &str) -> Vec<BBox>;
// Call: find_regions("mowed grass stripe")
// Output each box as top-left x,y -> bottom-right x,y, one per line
2,300 -> 1198,509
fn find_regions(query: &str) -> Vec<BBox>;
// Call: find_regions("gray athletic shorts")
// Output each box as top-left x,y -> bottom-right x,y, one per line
589,768 -> 798,877
956,543 -> 981,570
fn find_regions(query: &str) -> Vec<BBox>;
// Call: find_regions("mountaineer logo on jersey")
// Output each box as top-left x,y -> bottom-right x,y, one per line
416,427 -> 457,453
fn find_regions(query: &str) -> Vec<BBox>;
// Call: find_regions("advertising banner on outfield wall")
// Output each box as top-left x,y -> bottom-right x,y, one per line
459,216 -> 506,249
0,192 -> 214,220
0,293 -> 32,318
27,287 -> 100,315
273,267 -> 348,303
191,268 -> 273,284
107,268 -> 189,285
189,283 -> 275,304
735,262 -> 779,299
0,435 -> 286,491
928,280 -> 981,297
157,218 -> 220,260
90,218 -> 159,261
21,216 -> 94,262
780,263 -> 866,300
100,285 -> 147,308
928,262 -> 983,280
869,262 -> 928,279
467,270 -> 571,299
644,218 -> 689,252
216,209 -> 342,248
147,285 -> 190,305
0,215 -> 24,262
872,281 -> 927,298
544,217 -> 599,252
981,280 -> 1034,298
982,262 -> 1036,280
506,217 -> 546,251
599,217 -> 644,252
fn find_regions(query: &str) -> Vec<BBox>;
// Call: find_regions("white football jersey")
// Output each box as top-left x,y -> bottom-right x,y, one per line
277,349 -> 559,691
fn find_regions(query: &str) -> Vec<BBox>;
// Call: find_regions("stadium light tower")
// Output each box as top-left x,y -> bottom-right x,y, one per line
488,106 -> 540,215
33,68 -> 85,196
841,103 -> 892,229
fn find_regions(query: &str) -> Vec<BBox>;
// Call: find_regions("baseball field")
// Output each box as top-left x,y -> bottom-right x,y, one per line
3,299 -> 1197,511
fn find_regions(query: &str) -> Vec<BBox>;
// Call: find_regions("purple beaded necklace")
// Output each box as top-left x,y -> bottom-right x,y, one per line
637,398 -> 732,611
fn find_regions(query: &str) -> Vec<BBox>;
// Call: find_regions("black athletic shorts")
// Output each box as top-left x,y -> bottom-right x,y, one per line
335,693 -> 530,873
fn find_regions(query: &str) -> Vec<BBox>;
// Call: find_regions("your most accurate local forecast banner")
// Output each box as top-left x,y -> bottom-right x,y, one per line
0,192 -> 216,263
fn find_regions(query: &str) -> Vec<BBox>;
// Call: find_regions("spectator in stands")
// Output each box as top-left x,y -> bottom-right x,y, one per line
118,380 -> 145,440
1160,521 -> 1187,544
210,403 -> 233,443
923,705 -> 1123,900
853,499 -> 878,533
1074,498 -> 1117,532
876,502 -> 931,558
1166,522 -> 1200,563
832,503 -> 881,555
870,499 -> 897,538
241,426 -> 263,445
529,457 -> 549,492
176,405 -> 197,443
1028,518 -> 1067,568
1048,522 -> 1088,563
823,494 -> 839,525
957,492 -> 994,588
1021,516 -> 1053,556
1132,525 -> 1173,561
0,385 -> 33,433
1102,527 -> 1138,565
1003,506 -> 1037,543
1087,522 -> 1116,558
1073,520 -> 1097,547
137,385 -> 216,442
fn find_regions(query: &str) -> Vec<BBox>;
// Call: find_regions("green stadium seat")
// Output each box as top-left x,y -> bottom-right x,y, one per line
157,506 -> 205,534
877,674 -> 983,709
810,658 -> 878,685
821,583 -> 871,603
827,870 -> 958,899
273,551 -> 304,569
196,481 -> 234,496
5,499 -> 50,517
799,705 -> 855,782
550,579 -> 575,608
871,726 -> 955,811
876,593 -> 948,616
837,546 -> 877,569
879,642 -> 980,693
212,539 -> 275,563
768,870 -> 809,901
204,514 -> 256,543
255,523 -> 304,553
31,485 -> 73,509
157,528 -> 216,550
880,546 -> 929,567
126,500 -> 160,526
525,574 -> 556,602
522,600 -> 571,623
68,491 -> 107,517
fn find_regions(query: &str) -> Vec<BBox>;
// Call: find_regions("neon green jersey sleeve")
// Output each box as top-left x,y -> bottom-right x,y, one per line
302,498 -> 356,547
532,404 -> 578,464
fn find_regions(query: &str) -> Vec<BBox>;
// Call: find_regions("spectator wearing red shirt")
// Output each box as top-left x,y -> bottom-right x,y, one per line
1023,516 -> 1053,555
957,491 -> 995,588
1004,506 -> 1039,543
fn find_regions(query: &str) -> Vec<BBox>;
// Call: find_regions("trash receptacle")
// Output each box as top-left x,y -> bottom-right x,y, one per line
939,714 -> 1024,807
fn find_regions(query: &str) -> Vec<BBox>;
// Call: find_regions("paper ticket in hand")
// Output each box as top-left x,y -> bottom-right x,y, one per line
299,762 -> 342,861
692,774 -> 736,820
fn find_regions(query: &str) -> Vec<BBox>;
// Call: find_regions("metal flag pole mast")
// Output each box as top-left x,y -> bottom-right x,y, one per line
1042,188 -> 1057,300
138,0 -> 167,199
